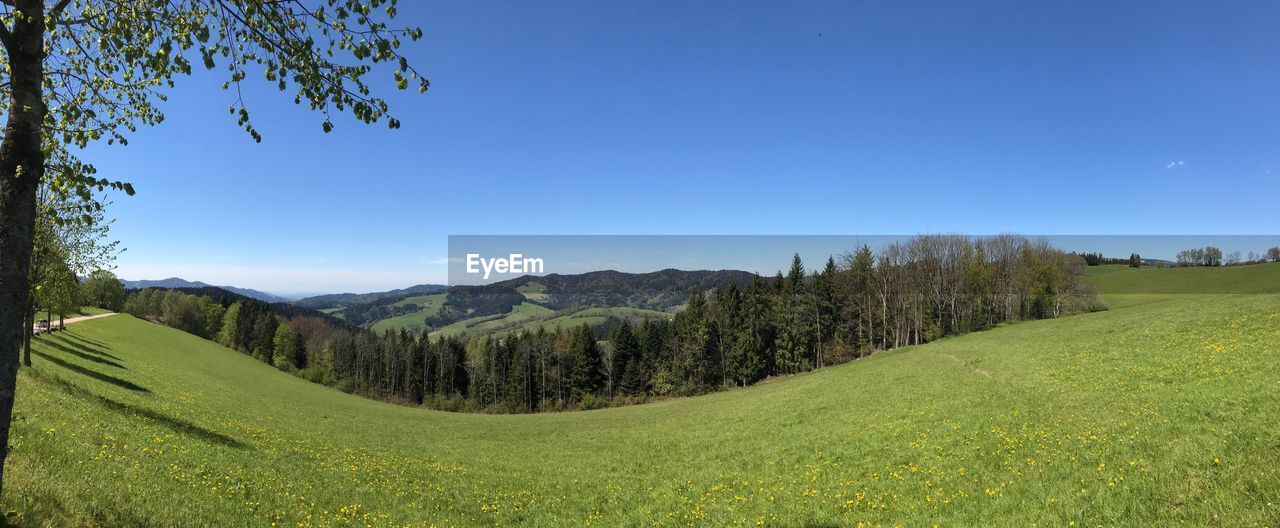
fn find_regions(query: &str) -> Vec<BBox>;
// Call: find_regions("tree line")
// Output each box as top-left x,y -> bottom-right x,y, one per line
338,300 -> 428,327
124,234 -> 1103,413
1076,252 -> 1131,266
1177,245 -> 1280,267
22,179 -> 122,366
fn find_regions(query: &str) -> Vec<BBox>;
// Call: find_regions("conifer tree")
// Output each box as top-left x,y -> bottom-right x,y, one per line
569,324 -> 603,398
610,322 -> 640,395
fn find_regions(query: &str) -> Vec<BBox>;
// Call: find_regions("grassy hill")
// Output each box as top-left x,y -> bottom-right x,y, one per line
292,285 -> 448,310
5,265 -> 1279,526
492,269 -> 757,311
362,278 -> 676,338
347,270 -> 757,335
366,293 -> 448,334
1087,262 -> 1280,307
427,301 -> 556,339
428,305 -> 669,340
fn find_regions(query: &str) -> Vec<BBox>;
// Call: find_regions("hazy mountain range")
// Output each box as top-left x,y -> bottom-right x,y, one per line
120,278 -> 290,303
292,284 -> 449,309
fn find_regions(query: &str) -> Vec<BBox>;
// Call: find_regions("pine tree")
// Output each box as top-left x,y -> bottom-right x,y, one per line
728,275 -> 771,385
776,254 -> 813,374
813,257 -> 838,368
611,323 -> 640,395
786,253 -> 806,290
848,245 -> 877,350
678,289 -> 713,393
569,324 -> 603,398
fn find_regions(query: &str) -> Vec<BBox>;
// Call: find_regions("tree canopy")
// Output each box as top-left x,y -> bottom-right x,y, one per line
0,0 -> 428,496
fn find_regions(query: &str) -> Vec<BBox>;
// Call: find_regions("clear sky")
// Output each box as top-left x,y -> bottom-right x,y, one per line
83,0 -> 1278,296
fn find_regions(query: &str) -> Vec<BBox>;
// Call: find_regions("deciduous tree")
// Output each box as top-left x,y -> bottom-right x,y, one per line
0,0 -> 428,492
82,269 -> 124,310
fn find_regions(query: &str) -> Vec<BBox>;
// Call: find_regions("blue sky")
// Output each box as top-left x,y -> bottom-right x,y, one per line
84,1 -> 1278,295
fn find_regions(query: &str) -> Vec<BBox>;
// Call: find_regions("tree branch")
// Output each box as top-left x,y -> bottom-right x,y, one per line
47,0 -> 71,21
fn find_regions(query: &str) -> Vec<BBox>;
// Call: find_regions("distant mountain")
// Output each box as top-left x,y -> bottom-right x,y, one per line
147,286 -> 346,326
120,277 -> 205,289
400,269 -> 759,330
121,277 -> 288,303
316,269 -> 760,334
219,286 -> 290,303
293,284 -> 449,309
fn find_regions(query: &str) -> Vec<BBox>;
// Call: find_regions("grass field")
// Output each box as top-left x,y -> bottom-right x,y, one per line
367,293 -> 448,334
1087,262 -> 1280,303
3,265 -> 1279,526
428,305 -> 670,340
428,302 -> 556,339
492,306 -> 671,336
515,281 -> 550,303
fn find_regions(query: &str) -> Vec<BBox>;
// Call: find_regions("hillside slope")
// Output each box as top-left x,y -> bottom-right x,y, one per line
325,269 -> 754,335
5,267 -> 1279,526
121,278 -> 287,303
293,284 -> 448,310
1087,262 -> 1280,298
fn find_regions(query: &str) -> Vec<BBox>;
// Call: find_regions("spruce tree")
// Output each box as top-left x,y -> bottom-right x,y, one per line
569,324 -> 603,398
776,254 -> 813,373
611,323 -> 641,395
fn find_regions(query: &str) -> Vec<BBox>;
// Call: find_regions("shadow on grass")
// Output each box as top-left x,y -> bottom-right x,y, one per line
33,371 -> 247,450
60,331 -> 111,350
0,500 -> 151,528
37,339 -> 127,370
31,351 -> 148,393
56,333 -> 123,360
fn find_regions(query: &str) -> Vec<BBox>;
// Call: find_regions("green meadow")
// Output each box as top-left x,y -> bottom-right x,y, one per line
427,301 -> 554,339
428,305 -> 670,340
367,293 -> 449,334
4,264 -> 1278,526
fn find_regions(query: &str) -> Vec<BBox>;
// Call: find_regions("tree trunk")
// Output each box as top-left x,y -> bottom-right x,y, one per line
21,312 -> 32,365
0,0 -> 48,495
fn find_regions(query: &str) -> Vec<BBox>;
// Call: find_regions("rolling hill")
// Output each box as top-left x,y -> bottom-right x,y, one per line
366,293 -> 449,334
292,284 -> 449,310
1087,262 -> 1280,295
427,304 -> 670,340
490,269 -> 758,311
121,278 -> 288,303
321,269 -> 756,336
7,264 -> 1279,526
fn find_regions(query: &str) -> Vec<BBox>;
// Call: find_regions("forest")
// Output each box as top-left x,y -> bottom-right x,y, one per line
123,234 -> 1105,412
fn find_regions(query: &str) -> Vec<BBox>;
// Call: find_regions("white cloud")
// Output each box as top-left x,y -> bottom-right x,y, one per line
1165,160 -> 1185,169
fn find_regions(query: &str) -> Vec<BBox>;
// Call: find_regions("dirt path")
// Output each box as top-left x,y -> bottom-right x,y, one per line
38,312 -> 117,332
60,312 -> 118,325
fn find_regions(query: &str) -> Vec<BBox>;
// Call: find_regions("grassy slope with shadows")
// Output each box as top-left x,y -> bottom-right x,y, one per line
2,266 -> 1278,526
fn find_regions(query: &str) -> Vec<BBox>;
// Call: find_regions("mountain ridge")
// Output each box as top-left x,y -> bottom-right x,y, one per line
120,277 -> 288,303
